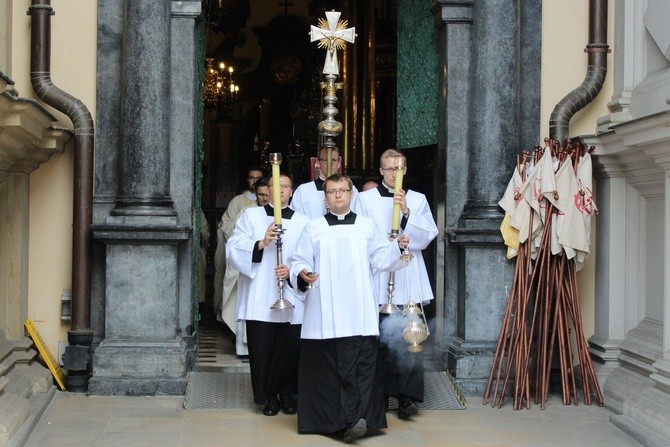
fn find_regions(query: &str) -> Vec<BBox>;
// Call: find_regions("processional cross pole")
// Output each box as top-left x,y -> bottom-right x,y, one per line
310,11 -> 356,175
310,10 -> 356,76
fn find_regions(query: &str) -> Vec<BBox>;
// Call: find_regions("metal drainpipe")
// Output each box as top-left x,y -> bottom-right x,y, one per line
549,0 -> 609,145
28,0 -> 94,390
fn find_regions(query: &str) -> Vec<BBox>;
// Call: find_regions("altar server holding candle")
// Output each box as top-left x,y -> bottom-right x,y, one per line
227,170 -> 309,417
352,149 -> 439,419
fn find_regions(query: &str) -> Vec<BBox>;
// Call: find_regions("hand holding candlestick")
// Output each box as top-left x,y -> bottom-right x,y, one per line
389,158 -> 413,263
381,158 -> 412,315
390,161 -> 406,231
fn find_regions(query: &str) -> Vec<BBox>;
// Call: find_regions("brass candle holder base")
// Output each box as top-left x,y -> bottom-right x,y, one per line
379,302 -> 401,314
270,297 -> 294,310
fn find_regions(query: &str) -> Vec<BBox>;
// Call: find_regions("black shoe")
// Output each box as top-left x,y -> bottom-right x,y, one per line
262,396 -> 280,416
398,397 -> 418,419
343,418 -> 367,443
279,394 -> 297,414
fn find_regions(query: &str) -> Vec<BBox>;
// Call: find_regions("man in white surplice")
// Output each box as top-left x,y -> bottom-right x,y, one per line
291,147 -> 358,218
226,173 -> 308,416
352,148 -> 439,419
289,174 -> 410,443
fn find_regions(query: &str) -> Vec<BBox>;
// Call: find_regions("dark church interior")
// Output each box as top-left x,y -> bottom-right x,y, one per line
200,0 -> 437,321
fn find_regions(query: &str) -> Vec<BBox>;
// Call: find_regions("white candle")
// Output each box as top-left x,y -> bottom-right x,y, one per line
269,153 -> 282,225
391,166 -> 404,231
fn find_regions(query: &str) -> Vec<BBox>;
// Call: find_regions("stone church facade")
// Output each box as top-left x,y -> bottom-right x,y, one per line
1,1 -> 669,446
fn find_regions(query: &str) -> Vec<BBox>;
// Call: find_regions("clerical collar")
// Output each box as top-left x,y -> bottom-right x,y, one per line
263,204 -> 295,219
314,177 -> 325,191
377,183 -> 394,197
325,211 -> 356,225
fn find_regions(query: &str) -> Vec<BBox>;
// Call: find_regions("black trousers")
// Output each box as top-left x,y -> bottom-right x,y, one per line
246,320 -> 301,405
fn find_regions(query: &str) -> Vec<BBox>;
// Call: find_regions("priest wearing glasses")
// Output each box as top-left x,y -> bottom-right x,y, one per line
289,174 -> 410,443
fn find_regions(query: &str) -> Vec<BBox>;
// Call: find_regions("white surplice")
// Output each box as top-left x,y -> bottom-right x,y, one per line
227,205 -> 309,324
289,213 -> 408,339
291,179 -> 359,218
351,185 -> 438,306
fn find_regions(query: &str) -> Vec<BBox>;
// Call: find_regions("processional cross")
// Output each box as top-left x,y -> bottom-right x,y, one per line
310,11 -> 356,75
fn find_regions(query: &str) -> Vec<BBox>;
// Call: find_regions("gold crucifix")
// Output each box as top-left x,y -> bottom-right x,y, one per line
309,10 -> 356,75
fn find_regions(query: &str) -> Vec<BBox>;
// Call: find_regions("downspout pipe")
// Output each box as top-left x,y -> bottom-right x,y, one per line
549,0 -> 609,145
28,0 -> 94,389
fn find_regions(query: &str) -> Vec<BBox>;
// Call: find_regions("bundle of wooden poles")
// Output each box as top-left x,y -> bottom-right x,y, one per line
483,139 -> 604,410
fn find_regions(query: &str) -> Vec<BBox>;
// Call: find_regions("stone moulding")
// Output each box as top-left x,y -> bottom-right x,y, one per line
0,72 -> 72,181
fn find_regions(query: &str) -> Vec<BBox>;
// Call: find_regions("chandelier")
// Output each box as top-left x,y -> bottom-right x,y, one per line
204,57 -> 240,109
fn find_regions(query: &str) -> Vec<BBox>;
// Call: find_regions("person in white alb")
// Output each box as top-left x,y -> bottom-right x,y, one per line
215,168 -> 264,356
352,148 -> 439,419
291,147 -> 358,218
226,173 -> 308,416
289,174 -> 410,443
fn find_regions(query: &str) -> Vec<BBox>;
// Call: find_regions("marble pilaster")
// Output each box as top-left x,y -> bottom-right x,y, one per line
430,0 -> 473,361
89,0 -> 201,395
434,0 -> 542,394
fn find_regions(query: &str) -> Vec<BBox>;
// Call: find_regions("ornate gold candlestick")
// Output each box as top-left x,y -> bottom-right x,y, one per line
380,157 -> 412,314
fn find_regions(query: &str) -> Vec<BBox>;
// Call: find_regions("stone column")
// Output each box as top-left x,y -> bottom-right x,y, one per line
89,0 -> 197,395
430,0 -> 473,361
112,0 -> 174,218
441,0 -> 541,394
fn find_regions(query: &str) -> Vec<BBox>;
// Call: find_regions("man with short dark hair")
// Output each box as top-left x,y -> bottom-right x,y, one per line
291,147 -> 357,218
290,174 -> 410,443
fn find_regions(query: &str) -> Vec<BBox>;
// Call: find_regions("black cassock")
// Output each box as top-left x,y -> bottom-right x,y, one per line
298,336 -> 386,434
294,212 -> 389,434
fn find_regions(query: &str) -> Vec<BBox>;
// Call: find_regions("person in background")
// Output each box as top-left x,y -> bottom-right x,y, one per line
362,180 -> 379,192
291,147 -> 358,218
214,167 -> 263,355
352,149 -> 438,419
227,173 -> 308,416
289,174 -> 410,443
253,178 -> 270,207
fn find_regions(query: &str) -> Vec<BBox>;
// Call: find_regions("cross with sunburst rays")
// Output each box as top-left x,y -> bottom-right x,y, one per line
309,11 -> 356,75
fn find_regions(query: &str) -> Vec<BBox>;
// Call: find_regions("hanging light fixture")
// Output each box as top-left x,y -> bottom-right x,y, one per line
204,57 -> 240,109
